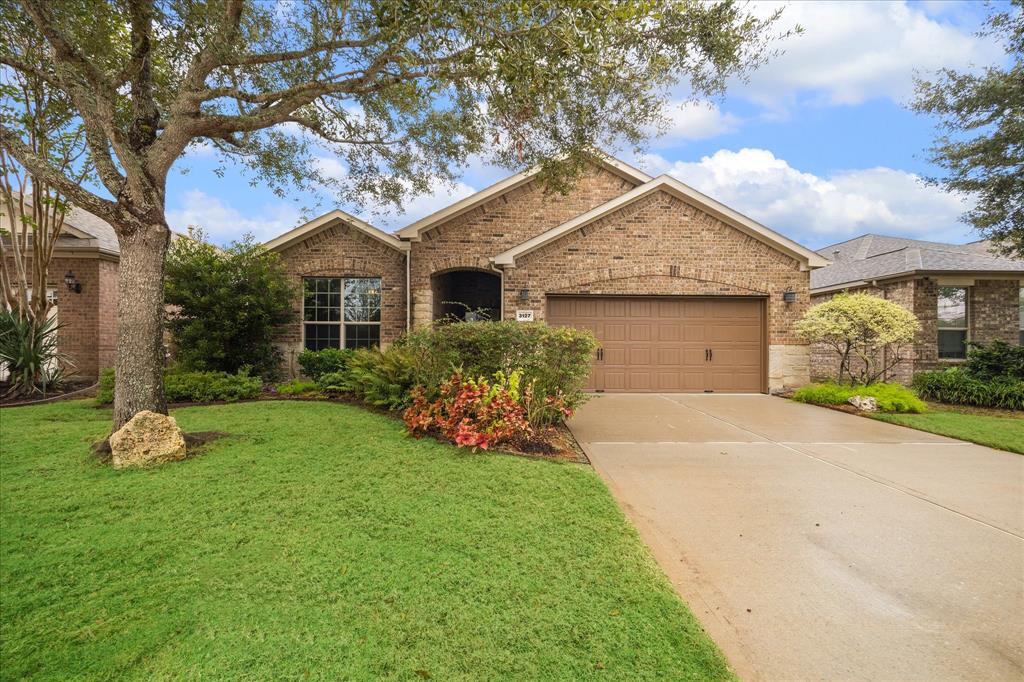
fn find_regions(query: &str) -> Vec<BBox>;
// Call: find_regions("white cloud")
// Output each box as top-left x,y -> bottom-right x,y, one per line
311,156 -> 348,181
166,189 -> 303,244
656,101 -> 740,142
643,148 -> 973,246
740,1 -> 1001,107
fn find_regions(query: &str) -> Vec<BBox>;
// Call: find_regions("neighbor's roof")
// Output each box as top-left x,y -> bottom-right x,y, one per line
492,174 -> 830,269
811,234 -> 1024,291
394,153 -> 652,240
263,208 -> 407,253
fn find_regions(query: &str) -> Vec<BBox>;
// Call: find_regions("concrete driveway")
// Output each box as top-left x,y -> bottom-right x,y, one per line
569,394 -> 1024,682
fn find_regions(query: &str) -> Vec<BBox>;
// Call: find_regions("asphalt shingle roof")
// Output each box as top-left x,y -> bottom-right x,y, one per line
811,234 -> 1024,291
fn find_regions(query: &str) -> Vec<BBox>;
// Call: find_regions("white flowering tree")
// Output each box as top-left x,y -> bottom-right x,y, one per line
796,293 -> 921,385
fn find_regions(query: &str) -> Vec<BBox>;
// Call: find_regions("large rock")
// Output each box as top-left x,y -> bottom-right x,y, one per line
848,395 -> 879,412
109,410 -> 187,469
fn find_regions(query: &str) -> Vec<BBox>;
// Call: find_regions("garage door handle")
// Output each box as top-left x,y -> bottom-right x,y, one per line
709,348 -> 713,361
596,348 -> 603,361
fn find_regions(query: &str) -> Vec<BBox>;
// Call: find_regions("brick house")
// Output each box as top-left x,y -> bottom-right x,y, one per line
267,154 -> 830,393
2,205 -> 120,380
809,234 -> 1024,384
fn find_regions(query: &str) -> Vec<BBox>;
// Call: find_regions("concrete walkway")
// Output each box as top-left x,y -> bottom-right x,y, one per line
569,394 -> 1024,682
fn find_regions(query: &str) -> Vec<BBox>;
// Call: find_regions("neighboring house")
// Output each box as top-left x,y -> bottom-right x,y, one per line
2,204 -> 120,380
810,234 -> 1024,384
266,153 -> 830,393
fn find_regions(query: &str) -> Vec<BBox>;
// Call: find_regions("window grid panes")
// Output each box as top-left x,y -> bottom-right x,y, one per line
303,277 -> 382,351
937,286 -> 969,359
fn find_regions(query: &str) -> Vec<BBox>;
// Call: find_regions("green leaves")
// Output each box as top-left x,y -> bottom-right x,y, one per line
910,1 -> 1024,257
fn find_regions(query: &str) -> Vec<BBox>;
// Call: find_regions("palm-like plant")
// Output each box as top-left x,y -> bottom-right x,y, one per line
0,309 -> 72,397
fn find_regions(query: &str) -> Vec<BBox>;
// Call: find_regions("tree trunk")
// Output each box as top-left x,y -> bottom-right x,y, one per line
113,221 -> 170,430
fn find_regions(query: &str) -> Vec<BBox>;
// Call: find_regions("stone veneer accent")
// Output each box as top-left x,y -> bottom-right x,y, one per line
810,277 -> 1022,383
274,220 -> 407,377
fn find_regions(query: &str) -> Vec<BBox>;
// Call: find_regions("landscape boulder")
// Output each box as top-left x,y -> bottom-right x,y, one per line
109,410 -> 187,468
847,395 -> 879,412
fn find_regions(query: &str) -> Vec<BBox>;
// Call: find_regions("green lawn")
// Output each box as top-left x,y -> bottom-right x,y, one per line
0,400 -> 731,680
874,410 -> 1024,454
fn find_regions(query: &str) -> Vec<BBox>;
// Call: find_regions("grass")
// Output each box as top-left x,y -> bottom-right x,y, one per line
0,400 -> 732,680
874,408 -> 1024,454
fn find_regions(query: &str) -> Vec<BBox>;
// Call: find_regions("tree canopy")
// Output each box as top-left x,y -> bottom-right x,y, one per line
911,0 -> 1023,257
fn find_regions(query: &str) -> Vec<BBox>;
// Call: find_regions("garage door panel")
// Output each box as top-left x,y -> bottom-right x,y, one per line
547,296 -> 764,394
629,347 -> 652,365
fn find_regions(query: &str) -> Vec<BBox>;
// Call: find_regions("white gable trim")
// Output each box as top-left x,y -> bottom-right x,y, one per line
492,175 -> 830,269
264,209 -> 408,253
395,154 -> 652,241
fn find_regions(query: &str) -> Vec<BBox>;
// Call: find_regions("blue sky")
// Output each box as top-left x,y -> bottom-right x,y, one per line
165,0 -> 1009,251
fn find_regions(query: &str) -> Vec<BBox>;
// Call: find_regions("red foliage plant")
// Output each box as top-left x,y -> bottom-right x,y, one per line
404,372 -> 533,451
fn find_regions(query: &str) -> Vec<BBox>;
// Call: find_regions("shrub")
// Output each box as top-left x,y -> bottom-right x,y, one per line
399,321 -> 597,422
913,368 -> 1024,410
165,231 -> 296,379
338,347 -> 417,410
965,340 -> 1024,381
275,379 -> 321,396
297,347 -> 354,381
796,293 -> 920,385
316,371 -> 349,395
404,371 -> 531,450
0,310 -> 72,397
97,367 -> 262,405
792,382 -> 927,413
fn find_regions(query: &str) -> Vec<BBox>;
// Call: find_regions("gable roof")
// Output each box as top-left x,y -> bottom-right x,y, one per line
811,234 -> 1024,291
263,209 -> 407,253
395,154 -> 652,240
492,174 -> 830,269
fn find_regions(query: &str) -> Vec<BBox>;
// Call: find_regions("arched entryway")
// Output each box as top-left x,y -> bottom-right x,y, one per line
431,269 -> 501,322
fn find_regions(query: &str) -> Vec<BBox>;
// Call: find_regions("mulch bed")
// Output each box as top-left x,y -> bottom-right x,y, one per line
0,380 -> 98,407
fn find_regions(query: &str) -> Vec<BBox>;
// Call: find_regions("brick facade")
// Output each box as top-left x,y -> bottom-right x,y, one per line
810,277 -> 1022,383
408,164 -> 639,328
274,160 -> 821,389
3,254 -> 119,380
500,190 -> 811,390
274,221 -> 407,377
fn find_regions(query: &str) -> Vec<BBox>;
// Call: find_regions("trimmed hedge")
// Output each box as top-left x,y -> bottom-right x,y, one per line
792,382 -> 927,413
97,367 -> 262,405
297,348 -> 354,381
913,368 -> 1024,410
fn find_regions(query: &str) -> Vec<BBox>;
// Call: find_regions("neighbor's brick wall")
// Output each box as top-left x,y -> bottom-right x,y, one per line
408,163 -> 641,327
970,279 -> 1020,346
504,189 -> 811,390
3,255 -> 115,380
273,221 -> 407,377
810,277 -> 1022,384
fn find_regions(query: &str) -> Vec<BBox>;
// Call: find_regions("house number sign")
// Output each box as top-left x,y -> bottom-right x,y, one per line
516,310 -> 535,322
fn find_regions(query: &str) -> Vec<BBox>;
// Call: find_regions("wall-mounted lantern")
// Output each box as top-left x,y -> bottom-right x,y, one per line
782,289 -> 796,304
64,271 -> 82,294
518,288 -> 530,301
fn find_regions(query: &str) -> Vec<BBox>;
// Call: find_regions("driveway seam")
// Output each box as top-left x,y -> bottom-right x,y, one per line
658,396 -> 1024,540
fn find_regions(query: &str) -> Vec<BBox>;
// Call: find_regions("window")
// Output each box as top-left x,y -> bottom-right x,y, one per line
303,277 -> 381,350
937,286 -> 969,359
1019,287 -> 1023,345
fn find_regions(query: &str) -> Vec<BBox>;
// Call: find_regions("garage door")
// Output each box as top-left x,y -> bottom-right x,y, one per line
547,296 -> 765,393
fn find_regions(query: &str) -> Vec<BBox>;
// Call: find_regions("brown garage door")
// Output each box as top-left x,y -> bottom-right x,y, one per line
547,296 -> 765,393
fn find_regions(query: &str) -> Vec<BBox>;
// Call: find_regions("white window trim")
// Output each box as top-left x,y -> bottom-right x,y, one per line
301,277 -> 382,350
